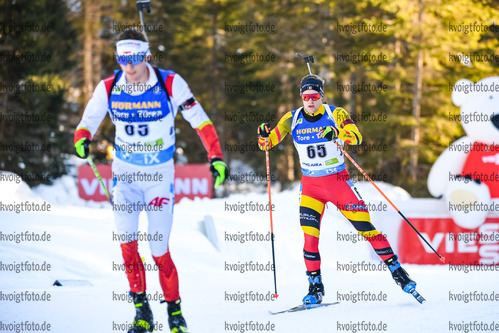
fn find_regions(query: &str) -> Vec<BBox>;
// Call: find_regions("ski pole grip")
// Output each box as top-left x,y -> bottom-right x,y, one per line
136,0 -> 151,13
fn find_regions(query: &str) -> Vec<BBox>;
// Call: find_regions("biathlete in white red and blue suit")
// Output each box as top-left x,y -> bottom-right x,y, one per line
74,29 -> 228,333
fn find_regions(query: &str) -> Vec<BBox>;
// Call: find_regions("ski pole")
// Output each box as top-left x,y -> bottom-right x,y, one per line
265,137 -> 279,299
86,156 -> 113,205
136,0 -> 151,41
332,140 -> 446,263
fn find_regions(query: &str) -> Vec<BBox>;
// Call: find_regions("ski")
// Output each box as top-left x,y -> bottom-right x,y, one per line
269,302 -> 339,315
407,287 -> 425,304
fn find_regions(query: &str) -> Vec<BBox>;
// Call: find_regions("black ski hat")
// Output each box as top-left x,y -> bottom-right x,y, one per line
300,77 -> 324,95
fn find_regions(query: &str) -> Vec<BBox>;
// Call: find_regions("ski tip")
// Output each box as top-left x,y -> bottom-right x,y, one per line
440,256 -> 446,263
407,287 -> 426,304
416,295 -> 426,305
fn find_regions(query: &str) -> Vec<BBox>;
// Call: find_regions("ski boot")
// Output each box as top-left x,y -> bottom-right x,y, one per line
385,255 -> 416,293
128,292 -> 154,333
166,299 -> 187,333
302,270 -> 325,304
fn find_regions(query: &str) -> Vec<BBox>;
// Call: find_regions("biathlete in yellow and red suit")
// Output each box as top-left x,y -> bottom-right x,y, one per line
257,74 -> 416,305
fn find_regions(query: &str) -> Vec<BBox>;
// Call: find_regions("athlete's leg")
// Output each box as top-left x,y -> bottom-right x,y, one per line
328,170 -> 416,291
299,176 -> 328,304
299,177 -> 327,272
114,163 -> 157,332
142,168 -> 179,302
328,170 -> 395,261
143,167 -> 186,331
113,167 -> 146,293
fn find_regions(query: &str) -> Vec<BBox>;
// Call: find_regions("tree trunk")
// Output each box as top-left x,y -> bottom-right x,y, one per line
210,2 -> 219,122
348,71 -> 359,163
394,38 -> 401,92
83,0 -> 94,103
410,0 -> 424,182
0,94 -> 7,143
277,68 -> 295,182
94,28 -> 102,85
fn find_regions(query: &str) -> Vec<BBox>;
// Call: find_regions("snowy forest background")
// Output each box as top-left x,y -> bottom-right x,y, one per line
1,0 -> 498,196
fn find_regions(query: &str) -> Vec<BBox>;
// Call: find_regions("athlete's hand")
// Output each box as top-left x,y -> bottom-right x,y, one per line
75,138 -> 91,159
210,157 -> 229,189
257,123 -> 272,151
318,126 -> 339,141
257,123 -> 271,138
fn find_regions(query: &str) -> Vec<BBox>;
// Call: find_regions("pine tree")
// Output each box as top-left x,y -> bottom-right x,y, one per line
0,0 -> 76,186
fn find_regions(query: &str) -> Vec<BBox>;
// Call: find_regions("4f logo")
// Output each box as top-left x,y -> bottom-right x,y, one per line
149,197 -> 170,207
482,154 -> 499,165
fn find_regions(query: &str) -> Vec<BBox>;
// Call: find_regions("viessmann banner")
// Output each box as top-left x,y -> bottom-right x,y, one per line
77,164 -> 213,203
398,217 -> 499,265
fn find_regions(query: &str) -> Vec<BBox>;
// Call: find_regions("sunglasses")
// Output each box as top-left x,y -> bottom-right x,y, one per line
116,53 -> 148,66
301,93 -> 321,101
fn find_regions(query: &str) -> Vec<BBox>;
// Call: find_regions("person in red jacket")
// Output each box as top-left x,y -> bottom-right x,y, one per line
74,29 -> 228,333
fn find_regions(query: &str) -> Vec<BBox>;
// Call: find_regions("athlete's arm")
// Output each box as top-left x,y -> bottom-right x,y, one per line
332,107 -> 362,145
257,111 -> 293,150
74,80 -> 109,145
169,73 -> 223,160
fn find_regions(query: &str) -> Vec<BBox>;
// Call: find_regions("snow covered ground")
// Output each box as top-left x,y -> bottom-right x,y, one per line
0,173 -> 497,333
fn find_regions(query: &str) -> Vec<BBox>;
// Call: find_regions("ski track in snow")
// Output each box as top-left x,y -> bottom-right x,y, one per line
0,177 -> 497,332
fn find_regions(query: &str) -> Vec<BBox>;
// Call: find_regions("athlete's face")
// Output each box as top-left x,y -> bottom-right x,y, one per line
301,90 -> 323,114
119,56 -> 150,84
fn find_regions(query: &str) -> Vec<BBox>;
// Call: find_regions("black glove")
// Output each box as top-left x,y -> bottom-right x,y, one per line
257,123 -> 271,138
318,126 -> 339,141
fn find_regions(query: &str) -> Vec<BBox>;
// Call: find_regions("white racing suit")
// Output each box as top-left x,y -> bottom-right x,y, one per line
74,63 -> 223,300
